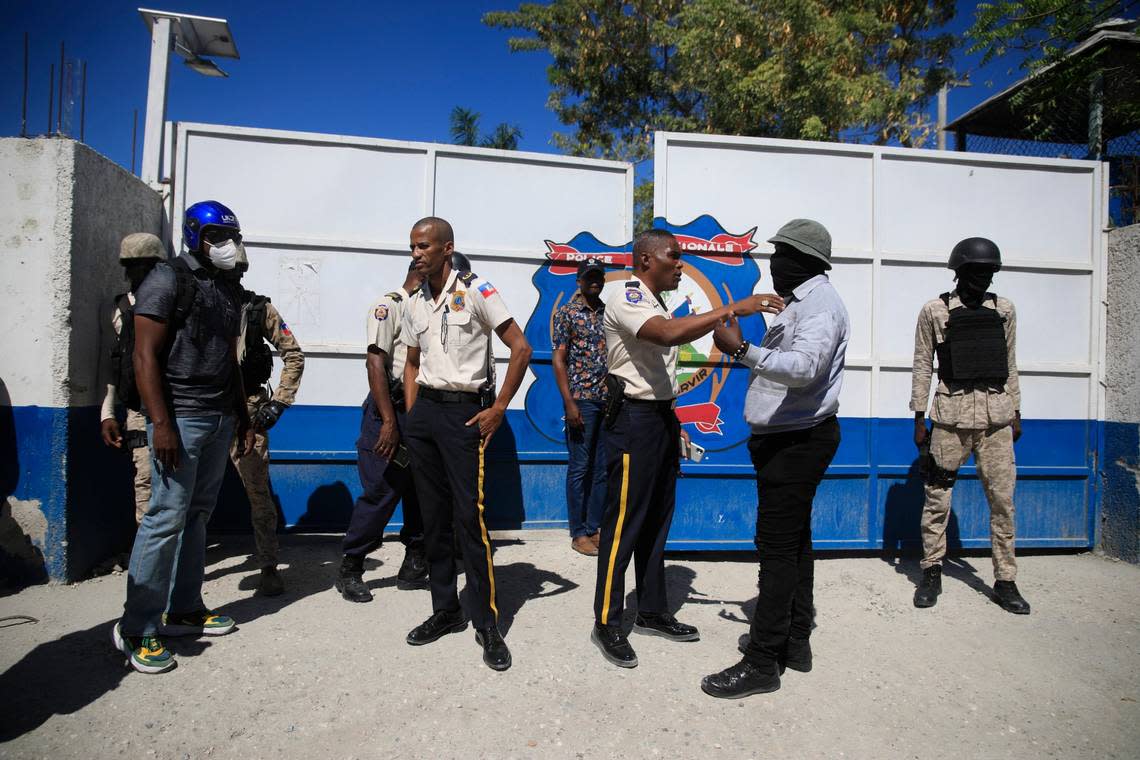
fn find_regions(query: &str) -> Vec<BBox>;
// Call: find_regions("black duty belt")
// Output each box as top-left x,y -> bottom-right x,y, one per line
419,387 -> 480,404
623,396 -> 675,411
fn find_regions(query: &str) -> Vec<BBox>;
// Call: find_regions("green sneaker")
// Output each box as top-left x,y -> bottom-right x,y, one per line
112,622 -> 176,674
161,610 -> 236,637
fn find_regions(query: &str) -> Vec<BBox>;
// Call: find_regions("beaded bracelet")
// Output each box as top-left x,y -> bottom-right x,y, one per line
731,340 -> 750,362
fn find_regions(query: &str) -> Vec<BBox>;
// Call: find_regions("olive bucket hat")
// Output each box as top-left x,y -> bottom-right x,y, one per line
767,218 -> 832,270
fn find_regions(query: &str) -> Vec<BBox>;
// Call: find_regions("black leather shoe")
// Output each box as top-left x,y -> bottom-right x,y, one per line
701,659 -> 781,699
633,612 -> 700,642
406,610 -> 467,645
993,580 -> 1031,615
591,624 -> 638,668
335,556 -> 372,603
475,627 -> 512,671
914,566 -> 942,608
396,547 -> 428,590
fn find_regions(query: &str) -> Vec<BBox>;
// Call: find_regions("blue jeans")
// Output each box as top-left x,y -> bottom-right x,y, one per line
566,400 -> 607,538
121,414 -> 235,636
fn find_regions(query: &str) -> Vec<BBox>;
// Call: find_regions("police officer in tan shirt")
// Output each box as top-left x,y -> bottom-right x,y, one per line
100,233 -> 167,524
335,262 -> 428,602
400,217 -> 533,671
911,237 -> 1029,615
591,229 -> 783,669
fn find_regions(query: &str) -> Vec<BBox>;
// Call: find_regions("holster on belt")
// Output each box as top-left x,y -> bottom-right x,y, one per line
603,374 -> 626,430
389,380 -> 405,412
125,429 -> 149,450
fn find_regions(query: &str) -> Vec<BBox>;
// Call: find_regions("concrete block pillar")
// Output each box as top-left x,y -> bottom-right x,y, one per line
0,137 -> 163,583
1101,223 -> 1140,563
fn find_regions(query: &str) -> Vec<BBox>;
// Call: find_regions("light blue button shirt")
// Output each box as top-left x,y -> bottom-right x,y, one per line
741,274 -> 849,434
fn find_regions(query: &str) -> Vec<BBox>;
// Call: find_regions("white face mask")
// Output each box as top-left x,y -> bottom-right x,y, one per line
207,239 -> 238,270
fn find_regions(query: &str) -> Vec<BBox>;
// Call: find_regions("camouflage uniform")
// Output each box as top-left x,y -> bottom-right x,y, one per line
100,293 -> 151,524
229,297 -> 304,569
910,292 -> 1020,581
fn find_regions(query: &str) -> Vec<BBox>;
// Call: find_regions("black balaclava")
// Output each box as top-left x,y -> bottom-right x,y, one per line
770,247 -> 827,298
124,262 -> 156,293
954,264 -> 995,307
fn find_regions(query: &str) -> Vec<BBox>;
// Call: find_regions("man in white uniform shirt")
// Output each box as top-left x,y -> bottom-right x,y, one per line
400,217 -> 533,672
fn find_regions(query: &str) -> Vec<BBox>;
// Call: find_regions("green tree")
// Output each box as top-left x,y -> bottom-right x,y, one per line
484,0 -> 957,164
965,3 -> 1137,145
450,106 -> 482,146
967,1 -> 1128,69
449,106 -> 524,150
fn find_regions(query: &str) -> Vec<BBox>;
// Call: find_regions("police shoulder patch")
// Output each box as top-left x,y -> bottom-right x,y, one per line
374,304 -> 389,321
625,288 -> 643,304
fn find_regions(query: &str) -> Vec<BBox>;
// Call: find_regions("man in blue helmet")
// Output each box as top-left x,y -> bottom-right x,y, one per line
113,200 -> 255,674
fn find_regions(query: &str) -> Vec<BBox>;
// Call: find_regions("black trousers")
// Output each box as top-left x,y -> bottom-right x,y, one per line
593,401 -> 679,627
404,395 -> 499,631
342,398 -> 424,557
742,416 -> 840,666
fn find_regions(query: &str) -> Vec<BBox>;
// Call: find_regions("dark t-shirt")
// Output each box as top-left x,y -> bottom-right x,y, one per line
133,253 -> 242,416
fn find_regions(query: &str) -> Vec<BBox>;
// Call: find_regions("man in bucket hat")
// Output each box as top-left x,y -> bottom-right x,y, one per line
704,218 -> 849,699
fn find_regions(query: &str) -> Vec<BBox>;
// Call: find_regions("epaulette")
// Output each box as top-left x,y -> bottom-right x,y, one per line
408,284 -> 422,298
625,280 -> 640,288
458,270 -> 477,286
385,291 -> 403,303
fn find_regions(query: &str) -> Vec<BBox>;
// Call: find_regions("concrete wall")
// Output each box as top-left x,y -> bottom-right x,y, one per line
0,137 -> 162,584
1101,223 -> 1140,563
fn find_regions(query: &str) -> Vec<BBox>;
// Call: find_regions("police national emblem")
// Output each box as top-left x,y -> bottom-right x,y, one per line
451,291 -> 465,312
524,214 -> 768,457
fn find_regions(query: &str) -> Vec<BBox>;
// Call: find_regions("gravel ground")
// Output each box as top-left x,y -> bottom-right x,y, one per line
1,531 -> 1138,759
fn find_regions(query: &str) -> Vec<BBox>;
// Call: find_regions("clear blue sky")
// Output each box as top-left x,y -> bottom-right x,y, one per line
4,1 -> 1024,173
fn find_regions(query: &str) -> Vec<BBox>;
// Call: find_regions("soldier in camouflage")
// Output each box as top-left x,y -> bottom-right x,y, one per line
100,233 -> 167,523
229,243 -> 305,597
910,237 -> 1030,615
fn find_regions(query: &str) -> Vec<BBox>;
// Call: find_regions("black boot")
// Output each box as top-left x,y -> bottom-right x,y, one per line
913,565 -> 941,608
335,555 -> 372,603
783,637 -> 812,673
993,580 -> 1031,615
396,546 -> 428,590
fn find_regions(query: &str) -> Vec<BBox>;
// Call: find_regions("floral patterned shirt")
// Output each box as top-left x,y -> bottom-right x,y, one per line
552,297 -> 608,401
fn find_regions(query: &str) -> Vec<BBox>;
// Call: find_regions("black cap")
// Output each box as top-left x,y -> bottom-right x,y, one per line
577,258 -> 605,276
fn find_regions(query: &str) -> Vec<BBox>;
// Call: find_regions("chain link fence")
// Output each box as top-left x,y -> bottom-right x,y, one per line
953,46 -> 1139,227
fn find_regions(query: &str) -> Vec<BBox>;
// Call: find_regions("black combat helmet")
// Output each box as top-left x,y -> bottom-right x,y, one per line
948,237 -> 1002,271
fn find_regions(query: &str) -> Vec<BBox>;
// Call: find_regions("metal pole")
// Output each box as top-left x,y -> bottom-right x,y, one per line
21,33 -> 28,137
80,61 -> 87,141
57,41 -> 64,134
47,63 -> 53,134
936,85 -> 948,151
140,16 -> 172,187
1088,73 -> 1105,161
131,109 -> 138,175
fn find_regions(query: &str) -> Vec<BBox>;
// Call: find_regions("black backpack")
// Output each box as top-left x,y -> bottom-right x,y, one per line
110,258 -> 198,411
240,292 -> 275,390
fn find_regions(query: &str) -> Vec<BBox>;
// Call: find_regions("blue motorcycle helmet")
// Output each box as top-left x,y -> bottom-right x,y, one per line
183,200 -> 241,253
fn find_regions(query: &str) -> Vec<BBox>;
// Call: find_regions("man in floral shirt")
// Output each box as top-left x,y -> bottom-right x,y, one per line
552,259 -> 609,556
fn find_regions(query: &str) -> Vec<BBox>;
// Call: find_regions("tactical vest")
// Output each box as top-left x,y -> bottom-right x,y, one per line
935,292 -> 1009,385
241,292 -> 275,390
